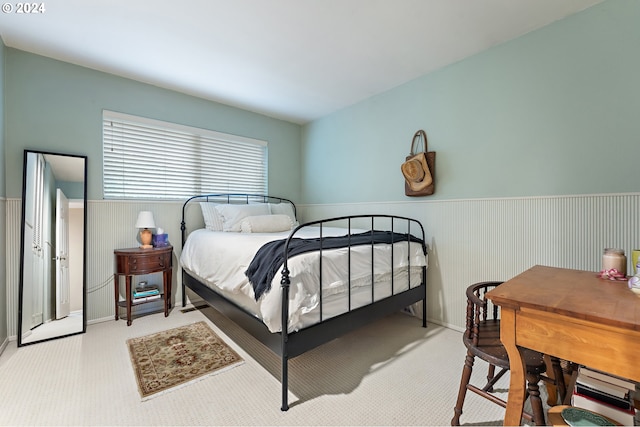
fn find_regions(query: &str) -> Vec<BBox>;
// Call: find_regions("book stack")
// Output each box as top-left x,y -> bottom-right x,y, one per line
133,284 -> 161,302
572,366 -> 636,425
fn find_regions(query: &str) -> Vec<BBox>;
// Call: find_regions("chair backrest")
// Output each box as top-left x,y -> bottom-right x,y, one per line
464,281 -> 503,346
456,281 -> 548,426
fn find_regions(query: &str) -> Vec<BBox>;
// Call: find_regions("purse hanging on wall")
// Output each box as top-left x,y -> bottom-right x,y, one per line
401,130 -> 436,196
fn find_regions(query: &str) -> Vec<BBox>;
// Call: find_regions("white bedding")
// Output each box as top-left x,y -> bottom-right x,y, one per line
180,227 -> 427,333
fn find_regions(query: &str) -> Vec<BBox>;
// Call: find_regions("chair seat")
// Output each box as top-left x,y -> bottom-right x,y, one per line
463,319 -> 547,374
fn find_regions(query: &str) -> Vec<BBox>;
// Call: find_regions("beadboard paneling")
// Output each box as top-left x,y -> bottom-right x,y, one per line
6,199 -> 189,337
300,193 -> 640,331
6,194 -> 640,337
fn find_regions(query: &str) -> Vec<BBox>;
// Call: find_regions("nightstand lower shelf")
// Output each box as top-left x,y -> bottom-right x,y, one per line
117,293 -> 164,307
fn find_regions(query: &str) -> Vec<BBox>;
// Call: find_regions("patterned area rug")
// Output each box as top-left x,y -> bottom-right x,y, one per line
127,321 -> 243,400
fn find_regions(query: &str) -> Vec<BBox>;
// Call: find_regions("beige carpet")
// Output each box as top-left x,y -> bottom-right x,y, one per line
127,321 -> 243,400
0,306 -> 543,426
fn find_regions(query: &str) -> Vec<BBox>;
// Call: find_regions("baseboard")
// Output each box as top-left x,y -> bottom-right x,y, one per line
87,316 -> 115,325
90,298 -> 196,325
428,318 -> 464,333
180,303 -> 209,313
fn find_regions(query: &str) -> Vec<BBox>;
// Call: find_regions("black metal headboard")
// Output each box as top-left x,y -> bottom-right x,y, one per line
180,193 -> 296,247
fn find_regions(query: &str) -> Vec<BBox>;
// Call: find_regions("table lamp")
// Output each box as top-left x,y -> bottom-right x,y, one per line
135,211 -> 156,249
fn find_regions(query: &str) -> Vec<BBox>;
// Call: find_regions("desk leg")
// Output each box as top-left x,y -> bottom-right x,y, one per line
544,355 -> 567,406
500,307 -> 527,426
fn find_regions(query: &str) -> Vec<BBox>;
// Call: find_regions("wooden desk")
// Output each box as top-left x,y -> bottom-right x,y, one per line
487,265 -> 640,426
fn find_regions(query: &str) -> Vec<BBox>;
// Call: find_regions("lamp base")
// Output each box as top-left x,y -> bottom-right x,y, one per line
139,228 -> 153,249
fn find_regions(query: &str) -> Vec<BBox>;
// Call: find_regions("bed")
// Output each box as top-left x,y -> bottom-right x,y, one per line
179,194 -> 428,410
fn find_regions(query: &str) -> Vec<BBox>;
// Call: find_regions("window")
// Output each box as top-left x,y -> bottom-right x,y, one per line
102,111 -> 268,200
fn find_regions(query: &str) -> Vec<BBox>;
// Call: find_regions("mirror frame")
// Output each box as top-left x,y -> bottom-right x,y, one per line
17,149 -> 88,347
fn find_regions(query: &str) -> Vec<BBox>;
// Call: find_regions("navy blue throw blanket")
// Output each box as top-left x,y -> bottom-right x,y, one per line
245,230 -> 424,300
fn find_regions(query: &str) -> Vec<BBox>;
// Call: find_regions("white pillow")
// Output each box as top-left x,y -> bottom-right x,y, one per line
269,202 -> 299,227
240,214 -> 293,233
199,202 -> 224,231
215,203 -> 270,232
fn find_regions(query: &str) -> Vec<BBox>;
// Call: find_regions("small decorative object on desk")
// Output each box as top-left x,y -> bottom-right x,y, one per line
628,254 -> 640,295
628,275 -> 640,296
632,249 -> 640,275
599,248 -> 627,281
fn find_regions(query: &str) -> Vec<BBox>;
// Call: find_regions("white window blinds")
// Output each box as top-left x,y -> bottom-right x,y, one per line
103,111 -> 268,200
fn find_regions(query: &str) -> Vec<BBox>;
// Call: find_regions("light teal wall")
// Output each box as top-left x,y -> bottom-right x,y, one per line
0,38 -> 6,345
302,0 -> 640,204
57,181 -> 83,200
4,49 -> 302,201
0,40 -> 4,197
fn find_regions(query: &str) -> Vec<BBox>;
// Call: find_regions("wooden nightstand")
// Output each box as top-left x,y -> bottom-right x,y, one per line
114,246 -> 173,326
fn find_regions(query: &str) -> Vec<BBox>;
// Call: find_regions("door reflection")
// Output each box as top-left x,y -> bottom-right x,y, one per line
19,150 -> 86,346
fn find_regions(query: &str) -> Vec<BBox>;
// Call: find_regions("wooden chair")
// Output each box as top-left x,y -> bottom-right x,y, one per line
544,356 -> 576,406
451,281 -> 548,426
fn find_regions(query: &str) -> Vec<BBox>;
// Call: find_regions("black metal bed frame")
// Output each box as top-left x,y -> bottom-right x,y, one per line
180,194 -> 428,411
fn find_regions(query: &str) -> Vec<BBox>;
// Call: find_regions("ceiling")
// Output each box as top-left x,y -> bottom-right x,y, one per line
43,154 -> 84,183
0,0 -> 603,124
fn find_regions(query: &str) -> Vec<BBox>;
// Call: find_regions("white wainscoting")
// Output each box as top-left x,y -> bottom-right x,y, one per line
5,199 -> 195,337
0,197 -> 7,345
5,193 -> 640,337
299,193 -> 640,331
6,199 -> 20,340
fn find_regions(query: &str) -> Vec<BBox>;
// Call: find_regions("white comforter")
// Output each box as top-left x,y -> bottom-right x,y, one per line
180,227 -> 427,333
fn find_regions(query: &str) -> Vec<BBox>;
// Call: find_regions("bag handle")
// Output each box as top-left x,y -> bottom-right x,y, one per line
410,130 -> 428,156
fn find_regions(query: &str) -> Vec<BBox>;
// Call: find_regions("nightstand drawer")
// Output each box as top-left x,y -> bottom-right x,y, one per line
128,252 -> 171,273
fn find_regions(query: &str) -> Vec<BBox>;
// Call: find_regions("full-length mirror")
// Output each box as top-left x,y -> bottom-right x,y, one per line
18,150 -> 87,346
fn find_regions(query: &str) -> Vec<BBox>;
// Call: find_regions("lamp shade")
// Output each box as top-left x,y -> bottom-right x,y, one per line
135,211 -> 156,229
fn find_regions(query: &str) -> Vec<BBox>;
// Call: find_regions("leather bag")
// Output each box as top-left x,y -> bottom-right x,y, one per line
401,130 -> 435,196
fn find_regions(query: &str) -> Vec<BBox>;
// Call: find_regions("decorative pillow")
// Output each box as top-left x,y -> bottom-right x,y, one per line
240,214 -> 293,233
269,202 -> 299,227
199,202 -> 224,231
215,203 -> 270,232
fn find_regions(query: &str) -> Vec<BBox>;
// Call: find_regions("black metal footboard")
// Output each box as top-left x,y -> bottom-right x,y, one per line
179,195 -> 428,411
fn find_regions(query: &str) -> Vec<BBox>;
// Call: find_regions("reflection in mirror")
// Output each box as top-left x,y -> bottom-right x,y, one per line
18,150 -> 87,346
